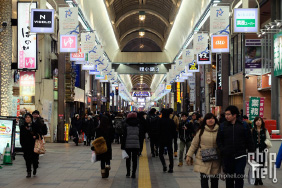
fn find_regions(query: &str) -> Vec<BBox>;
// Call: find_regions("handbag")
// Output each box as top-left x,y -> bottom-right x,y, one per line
92,137 -> 108,155
122,150 -> 129,159
265,130 -> 272,149
198,132 -> 218,162
91,151 -> 97,163
248,165 -> 256,185
34,135 -> 46,154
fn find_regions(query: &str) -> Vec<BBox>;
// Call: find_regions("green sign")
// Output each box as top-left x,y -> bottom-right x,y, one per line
249,97 -> 260,121
236,19 -> 255,27
274,32 -> 282,76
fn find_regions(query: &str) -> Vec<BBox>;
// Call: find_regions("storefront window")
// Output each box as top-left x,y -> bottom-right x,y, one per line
230,34 -> 244,75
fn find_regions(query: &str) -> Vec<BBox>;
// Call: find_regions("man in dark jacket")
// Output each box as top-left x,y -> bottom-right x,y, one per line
158,109 -> 176,173
178,112 -> 194,167
121,112 -> 140,178
147,108 -> 160,157
32,110 -> 47,136
216,105 -> 255,188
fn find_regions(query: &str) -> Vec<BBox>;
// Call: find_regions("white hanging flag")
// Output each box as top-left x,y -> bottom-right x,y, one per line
82,61 -> 95,70
97,58 -> 110,72
100,63 -> 112,74
210,6 -> 230,35
193,33 -> 208,54
81,33 -> 96,53
182,49 -> 194,64
88,45 -> 103,62
59,7 -> 79,35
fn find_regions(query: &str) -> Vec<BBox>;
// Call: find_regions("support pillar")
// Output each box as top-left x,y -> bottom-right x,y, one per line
0,0 -> 13,115
221,53 -> 230,111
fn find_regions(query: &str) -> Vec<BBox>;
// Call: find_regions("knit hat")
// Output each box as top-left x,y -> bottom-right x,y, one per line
127,112 -> 137,119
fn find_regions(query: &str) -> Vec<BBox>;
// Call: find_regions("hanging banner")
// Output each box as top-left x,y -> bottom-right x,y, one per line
18,2 -> 37,70
30,9 -> 55,33
70,47 -> 87,61
81,33 -> 96,53
233,8 -> 259,33
245,45 -> 262,75
211,35 -> 229,53
259,97 -> 265,118
99,62 -> 112,74
59,7 -> 79,35
176,59 -> 186,73
193,33 -> 208,54
89,65 -> 100,75
274,32 -> 282,76
249,97 -> 260,121
246,101 -> 250,118
188,60 -> 199,72
60,35 -> 78,53
182,49 -> 194,63
197,47 -> 211,64
88,45 -> 104,62
210,6 -> 230,34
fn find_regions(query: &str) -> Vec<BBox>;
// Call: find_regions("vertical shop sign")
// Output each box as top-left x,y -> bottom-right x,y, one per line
81,33 -> 96,53
249,97 -> 260,121
177,82 -> 181,103
210,6 -> 230,34
246,101 -> 250,118
274,32 -> 282,76
19,72 -> 35,102
59,7 -> 78,35
17,2 -> 37,70
11,97 -> 20,117
259,97 -> 265,118
233,8 -> 259,33
193,33 -> 208,54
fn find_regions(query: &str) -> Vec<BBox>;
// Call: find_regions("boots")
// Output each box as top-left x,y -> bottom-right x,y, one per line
101,169 -> 107,178
131,172 -> 136,178
126,171 -> 130,178
105,165 -> 111,178
258,179 -> 263,185
26,172 -> 31,178
254,179 -> 259,185
33,168 -> 37,176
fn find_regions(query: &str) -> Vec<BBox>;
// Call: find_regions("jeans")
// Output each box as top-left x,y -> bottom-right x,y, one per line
150,136 -> 159,155
223,156 -> 247,188
173,131 -> 178,152
100,159 -> 110,169
159,143 -> 174,169
125,149 -> 139,174
200,173 -> 219,188
179,140 -> 191,163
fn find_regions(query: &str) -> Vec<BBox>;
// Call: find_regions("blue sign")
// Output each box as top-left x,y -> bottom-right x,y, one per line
133,92 -> 150,97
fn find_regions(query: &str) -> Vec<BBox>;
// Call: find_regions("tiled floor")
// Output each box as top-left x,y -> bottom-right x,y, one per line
0,139 -> 282,188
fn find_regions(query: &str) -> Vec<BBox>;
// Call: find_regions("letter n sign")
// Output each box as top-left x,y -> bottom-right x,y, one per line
30,9 -> 55,33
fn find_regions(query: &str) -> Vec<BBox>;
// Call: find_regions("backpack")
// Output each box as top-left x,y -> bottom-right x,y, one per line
115,119 -> 123,129
149,115 -> 159,134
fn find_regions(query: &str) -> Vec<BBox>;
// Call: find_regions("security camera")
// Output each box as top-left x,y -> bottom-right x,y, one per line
2,21 -> 7,27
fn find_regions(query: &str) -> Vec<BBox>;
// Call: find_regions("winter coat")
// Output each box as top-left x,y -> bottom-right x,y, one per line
179,120 -> 195,142
20,122 -> 42,153
216,120 -> 255,159
157,117 -> 176,145
121,118 -> 140,150
83,119 -> 95,136
169,114 -> 180,131
114,116 -> 123,135
187,124 -> 221,175
147,114 -> 160,137
71,118 -> 82,136
92,126 -> 114,161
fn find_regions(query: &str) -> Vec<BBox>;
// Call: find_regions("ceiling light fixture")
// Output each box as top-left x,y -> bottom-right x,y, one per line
275,20 -> 282,27
140,44 -> 144,48
139,29 -> 145,37
139,11 -> 146,21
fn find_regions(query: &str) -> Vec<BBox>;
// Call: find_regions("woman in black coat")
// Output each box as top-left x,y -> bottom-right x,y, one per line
20,113 -> 42,178
91,115 -> 114,178
71,114 -> 82,146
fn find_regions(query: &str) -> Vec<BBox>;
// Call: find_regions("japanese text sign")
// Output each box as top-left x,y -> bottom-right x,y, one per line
59,7 -> 78,35
60,35 -> 78,53
249,97 -> 260,121
233,8 -> 259,33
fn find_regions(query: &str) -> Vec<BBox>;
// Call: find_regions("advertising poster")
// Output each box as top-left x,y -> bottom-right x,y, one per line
0,119 -> 13,154
274,32 -> 282,76
233,8 -> 259,33
81,33 -> 96,53
59,7 -> 78,35
210,6 -> 230,34
249,97 -> 260,121
193,33 -> 208,54
17,2 -> 37,70
19,72 -> 35,104
245,46 -> 261,75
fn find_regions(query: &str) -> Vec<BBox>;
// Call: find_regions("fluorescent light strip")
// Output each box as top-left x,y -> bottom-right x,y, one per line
46,2 -> 53,9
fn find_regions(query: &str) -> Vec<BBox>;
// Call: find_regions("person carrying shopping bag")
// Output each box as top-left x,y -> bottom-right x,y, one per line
186,113 -> 221,188
121,112 -> 140,178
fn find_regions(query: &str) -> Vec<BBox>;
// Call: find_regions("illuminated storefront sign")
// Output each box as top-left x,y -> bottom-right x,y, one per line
233,8 -> 259,33
30,9 -> 54,33
70,47 -> 87,61
60,35 -> 78,53
133,92 -> 150,97
211,35 -> 229,53
188,60 -> 199,72
177,82 -> 181,103
19,72 -> 35,104
18,2 -> 37,70
166,85 -> 171,90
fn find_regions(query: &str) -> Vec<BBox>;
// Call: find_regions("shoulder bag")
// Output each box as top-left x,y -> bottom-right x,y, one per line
34,135 -> 46,154
198,131 -> 218,162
